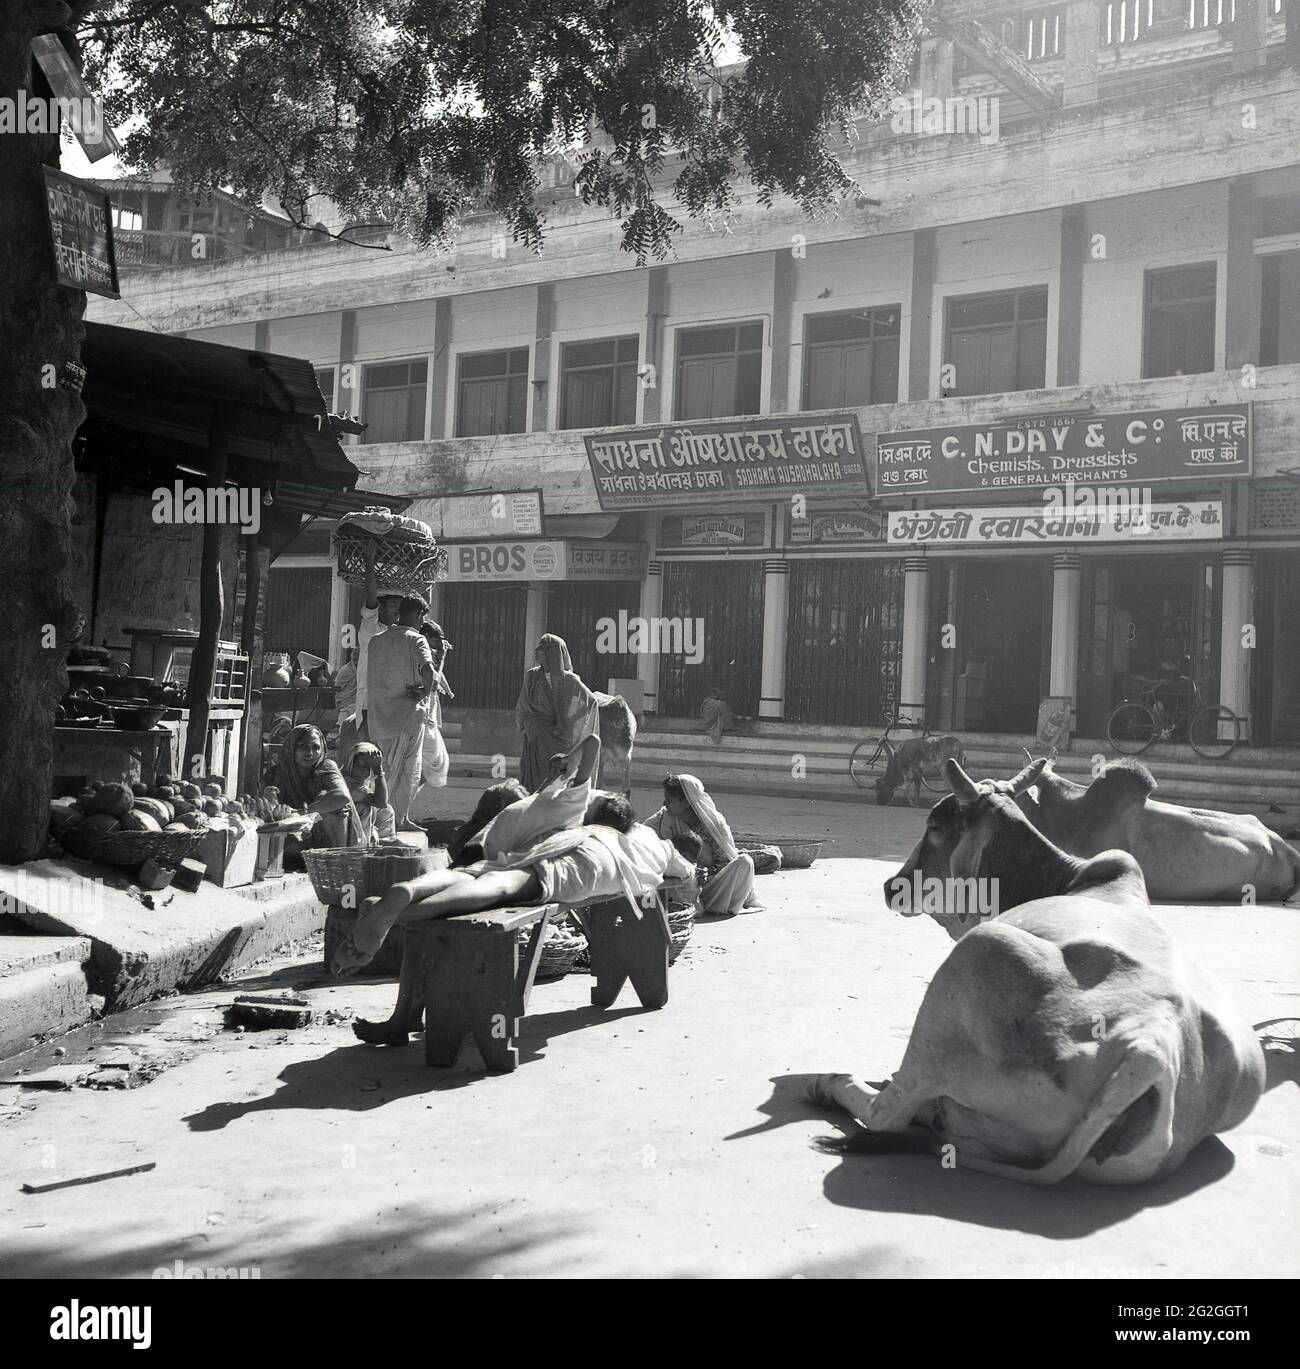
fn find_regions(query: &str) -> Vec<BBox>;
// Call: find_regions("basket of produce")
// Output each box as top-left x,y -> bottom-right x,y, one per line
333,507 -> 448,593
735,835 -> 829,870
302,847 -> 371,905
56,778 -> 249,868
517,919 -> 587,981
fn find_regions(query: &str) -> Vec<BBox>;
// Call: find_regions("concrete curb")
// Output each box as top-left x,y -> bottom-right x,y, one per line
0,936 -> 95,1059
0,861 -> 327,1023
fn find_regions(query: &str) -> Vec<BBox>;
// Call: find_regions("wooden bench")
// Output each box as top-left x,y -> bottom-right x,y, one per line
571,893 -> 671,1011
405,903 -> 556,1072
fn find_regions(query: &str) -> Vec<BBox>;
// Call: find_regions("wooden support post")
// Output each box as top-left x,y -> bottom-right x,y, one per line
580,895 -> 671,1010
184,410 -> 230,783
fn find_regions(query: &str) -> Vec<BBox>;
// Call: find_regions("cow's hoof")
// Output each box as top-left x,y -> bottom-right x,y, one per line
808,1073 -> 851,1108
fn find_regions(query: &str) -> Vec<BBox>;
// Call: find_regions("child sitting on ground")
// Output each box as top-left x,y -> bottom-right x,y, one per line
342,743 -> 396,844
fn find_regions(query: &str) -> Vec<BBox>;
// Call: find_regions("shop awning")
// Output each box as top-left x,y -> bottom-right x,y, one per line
78,322 -> 360,492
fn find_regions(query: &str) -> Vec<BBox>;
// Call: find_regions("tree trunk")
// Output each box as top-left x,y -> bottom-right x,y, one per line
0,1 -> 88,863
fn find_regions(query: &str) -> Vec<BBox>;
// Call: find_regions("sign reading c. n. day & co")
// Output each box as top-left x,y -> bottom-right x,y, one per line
876,406 -> 1251,496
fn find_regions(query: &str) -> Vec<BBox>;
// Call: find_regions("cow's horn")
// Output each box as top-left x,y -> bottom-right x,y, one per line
944,758 -> 980,802
1008,757 -> 1049,794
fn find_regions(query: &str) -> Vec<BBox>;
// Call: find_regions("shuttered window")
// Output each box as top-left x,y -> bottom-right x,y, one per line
360,359 -> 428,443
456,348 -> 530,437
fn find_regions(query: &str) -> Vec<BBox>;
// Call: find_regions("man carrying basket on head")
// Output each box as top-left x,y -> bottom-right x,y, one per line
364,592 -> 435,831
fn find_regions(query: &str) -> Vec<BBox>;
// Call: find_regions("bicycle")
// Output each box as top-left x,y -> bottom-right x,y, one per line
1106,675 -> 1243,760
849,712 -> 946,791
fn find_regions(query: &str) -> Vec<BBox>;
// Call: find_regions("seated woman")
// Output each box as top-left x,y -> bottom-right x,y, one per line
700,687 -> 737,745
341,743 -> 396,845
275,724 -> 356,864
644,773 -> 762,915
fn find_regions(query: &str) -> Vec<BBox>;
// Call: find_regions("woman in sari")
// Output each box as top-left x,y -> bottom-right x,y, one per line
644,773 -> 764,915
515,633 -> 597,792
274,723 -> 357,858
700,687 -> 737,745
341,742 -> 396,845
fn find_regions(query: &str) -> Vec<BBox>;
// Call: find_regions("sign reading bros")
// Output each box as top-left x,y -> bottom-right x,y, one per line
876,406 -> 1251,496
584,413 -> 869,509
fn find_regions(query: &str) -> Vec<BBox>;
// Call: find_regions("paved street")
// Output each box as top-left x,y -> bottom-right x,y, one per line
1,790 -> 1296,1280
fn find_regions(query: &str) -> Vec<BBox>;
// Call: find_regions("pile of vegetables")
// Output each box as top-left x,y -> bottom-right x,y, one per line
52,775 -> 261,838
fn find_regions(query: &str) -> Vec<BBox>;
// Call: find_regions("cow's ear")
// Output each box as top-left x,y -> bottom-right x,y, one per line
945,758 -> 980,804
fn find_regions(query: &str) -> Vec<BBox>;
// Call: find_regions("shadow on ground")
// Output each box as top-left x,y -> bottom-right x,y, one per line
3,1203 -> 580,1279
729,1072 -> 1236,1242
182,1003 -> 649,1130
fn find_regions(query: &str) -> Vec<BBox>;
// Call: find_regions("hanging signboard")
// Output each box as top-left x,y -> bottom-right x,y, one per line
42,167 -> 119,298
585,413 -> 869,510
31,35 -> 123,162
405,489 -> 543,540
875,406 -> 1251,496
789,507 -> 886,544
444,540 -> 645,582
886,500 -> 1224,546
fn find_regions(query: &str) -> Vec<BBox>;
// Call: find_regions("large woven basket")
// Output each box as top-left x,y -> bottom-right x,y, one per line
517,921 -> 587,980
302,847 -> 370,904
60,824 -> 205,869
365,846 -> 446,897
666,904 -> 696,965
333,525 -> 448,594
736,835 -> 828,870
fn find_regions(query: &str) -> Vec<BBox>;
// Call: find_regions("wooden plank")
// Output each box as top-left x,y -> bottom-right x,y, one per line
442,902 -> 556,933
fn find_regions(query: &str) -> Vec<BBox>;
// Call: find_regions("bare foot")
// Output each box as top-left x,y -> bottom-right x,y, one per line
807,1073 -> 853,1108
352,889 -> 412,958
353,1017 -> 410,1047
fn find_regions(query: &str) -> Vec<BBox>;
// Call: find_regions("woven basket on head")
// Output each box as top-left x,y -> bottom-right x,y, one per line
333,525 -> 448,594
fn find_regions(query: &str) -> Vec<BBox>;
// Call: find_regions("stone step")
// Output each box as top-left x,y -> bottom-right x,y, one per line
0,935 -> 94,1060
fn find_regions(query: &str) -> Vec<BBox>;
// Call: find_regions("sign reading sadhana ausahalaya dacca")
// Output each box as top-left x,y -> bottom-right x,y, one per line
584,413 -> 869,510
875,406 -> 1251,496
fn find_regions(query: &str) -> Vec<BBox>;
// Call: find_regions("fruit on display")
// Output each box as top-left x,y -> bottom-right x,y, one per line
132,796 -> 173,826
119,810 -> 161,834
89,782 -> 135,818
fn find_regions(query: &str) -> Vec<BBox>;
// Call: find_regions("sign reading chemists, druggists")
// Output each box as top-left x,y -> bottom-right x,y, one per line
887,501 -> 1224,547
445,540 -> 645,582
876,406 -> 1250,496
584,413 -> 869,509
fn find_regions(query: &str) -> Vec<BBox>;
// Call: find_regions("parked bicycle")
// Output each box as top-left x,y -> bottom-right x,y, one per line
1106,675 -> 1243,760
849,712 -> 946,791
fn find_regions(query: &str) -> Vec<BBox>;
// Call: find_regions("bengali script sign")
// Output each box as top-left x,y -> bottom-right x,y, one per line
886,501 -> 1224,547
584,414 -> 868,510
42,167 -> 119,297
876,407 -> 1251,496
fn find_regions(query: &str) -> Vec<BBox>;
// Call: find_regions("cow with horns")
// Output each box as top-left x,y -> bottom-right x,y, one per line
809,758 -> 1265,1185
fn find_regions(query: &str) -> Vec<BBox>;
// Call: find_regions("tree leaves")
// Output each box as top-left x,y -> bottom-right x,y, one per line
77,0 -> 925,263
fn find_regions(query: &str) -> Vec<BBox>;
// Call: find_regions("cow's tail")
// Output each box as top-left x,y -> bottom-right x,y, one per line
951,1040 -> 1174,1186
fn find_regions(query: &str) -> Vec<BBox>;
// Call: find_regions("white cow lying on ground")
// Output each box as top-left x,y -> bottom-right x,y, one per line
809,758 -> 1265,1186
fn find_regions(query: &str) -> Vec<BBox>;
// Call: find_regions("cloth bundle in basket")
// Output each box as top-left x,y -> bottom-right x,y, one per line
517,920 -> 587,980
333,507 -> 448,595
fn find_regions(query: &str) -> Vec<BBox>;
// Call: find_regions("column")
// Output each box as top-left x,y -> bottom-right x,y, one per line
523,581 -> 548,675
426,582 -> 444,622
768,248 -> 794,414
1219,551 -> 1253,742
1063,1 -> 1101,108
638,561 -> 663,715
430,298 -> 452,439
758,559 -> 789,720
1057,206 -> 1086,388
641,267 -> 668,424
327,567 -> 349,668
1049,553 -> 1082,725
530,282 -> 554,431
908,230 -> 935,400
1225,177 -> 1260,374
899,556 -> 929,727
1232,0 -> 1268,74
918,34 -> 955,98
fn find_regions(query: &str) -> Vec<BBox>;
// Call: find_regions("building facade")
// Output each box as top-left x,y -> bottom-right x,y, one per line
89,0 -> 1300,745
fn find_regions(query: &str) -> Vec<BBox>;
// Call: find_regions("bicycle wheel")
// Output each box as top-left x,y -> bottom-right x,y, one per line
850,737 -> 892,789
1108,702 -> 1158,755
1188,705 -> 1241,760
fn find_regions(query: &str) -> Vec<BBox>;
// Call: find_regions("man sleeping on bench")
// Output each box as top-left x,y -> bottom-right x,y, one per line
334,735 -> 699,1044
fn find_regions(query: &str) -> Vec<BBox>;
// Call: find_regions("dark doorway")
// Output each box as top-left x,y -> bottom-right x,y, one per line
946,560 -> 1047,733
658,561 -> 763,717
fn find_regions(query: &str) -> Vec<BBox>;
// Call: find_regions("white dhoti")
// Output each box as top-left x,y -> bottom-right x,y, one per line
370,722 -> 425,827
700,853 -> 756,915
